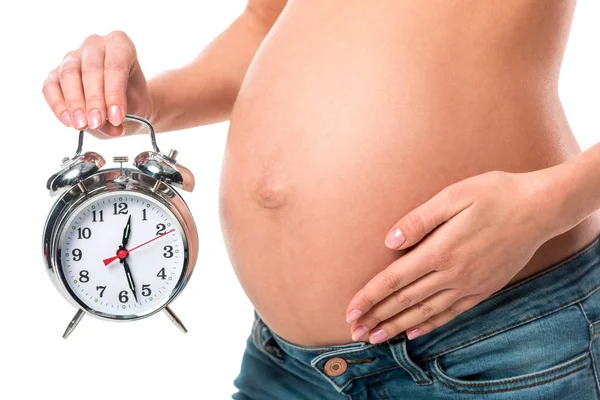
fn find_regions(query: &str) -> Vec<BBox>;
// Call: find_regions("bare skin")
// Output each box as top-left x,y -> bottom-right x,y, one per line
44,0 -> 600,347
221,0 -> 600,345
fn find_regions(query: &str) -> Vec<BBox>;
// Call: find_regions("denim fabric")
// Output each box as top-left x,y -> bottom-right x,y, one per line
233,236 -> 600,399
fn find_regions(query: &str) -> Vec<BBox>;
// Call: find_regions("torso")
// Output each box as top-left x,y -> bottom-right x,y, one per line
219,0 -> 600,346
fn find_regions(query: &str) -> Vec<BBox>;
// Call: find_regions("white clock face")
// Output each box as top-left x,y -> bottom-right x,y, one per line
59,191 -> 186,318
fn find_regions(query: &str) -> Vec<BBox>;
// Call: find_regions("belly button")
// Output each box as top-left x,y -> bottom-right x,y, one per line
253,178 -> 287,210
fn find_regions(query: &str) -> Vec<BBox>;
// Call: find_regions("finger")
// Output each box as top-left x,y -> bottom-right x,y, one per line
346,246 -> 432,323
384,184 -> 473,250
81,35 -> 107,130
405,294 -> 484,341
351,270 -> 451,333
42,69 -> 71,127
95,124 -> 124,137
104,31 -> 135,126
58,51 -> 88,130
359,289 -> 463,344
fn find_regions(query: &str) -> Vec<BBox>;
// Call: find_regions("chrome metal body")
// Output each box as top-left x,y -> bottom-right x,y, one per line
47,115 -> 195,195
134,151 -> 195,192
43,168 -> 199,323
47,149 -> 106,196
44,115 -> 198,336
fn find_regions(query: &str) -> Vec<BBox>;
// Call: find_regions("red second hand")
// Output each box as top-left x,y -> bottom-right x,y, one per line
103,229 -> 176,266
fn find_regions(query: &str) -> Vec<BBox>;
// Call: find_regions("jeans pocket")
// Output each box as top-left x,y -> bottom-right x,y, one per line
428,304 -> 593,394
250,313 -> 285,364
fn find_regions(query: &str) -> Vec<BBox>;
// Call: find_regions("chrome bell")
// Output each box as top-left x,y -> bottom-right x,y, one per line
134,149 -> 195,192
127,115 -> 195,192
47,131 -> 106,196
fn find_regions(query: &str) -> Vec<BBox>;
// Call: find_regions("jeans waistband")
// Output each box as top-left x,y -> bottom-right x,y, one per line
254,235 -> 600,392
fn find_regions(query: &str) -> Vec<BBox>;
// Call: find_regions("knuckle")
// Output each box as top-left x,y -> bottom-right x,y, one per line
81,58 -> 103,74
85,93 -> 104,105
388,321 -> 402,337
381,273 -> 403,292
404,209 -> 427,236
444,184 -> 462,204
446,305 -> 462,318
65,99 -> 84,110
417,302 -> 437,319
42,71 -> 58,91
365,313 -> 382,326
106,30 -> 136,54
83,33 -> 102,46
48,99 -> 65,111
358,289 -> 375,310
107,30 -> 130,41
59,57 -> 80,77
104,87 -> 126,102
393,291 -> 413,309
104,60 -> 128,74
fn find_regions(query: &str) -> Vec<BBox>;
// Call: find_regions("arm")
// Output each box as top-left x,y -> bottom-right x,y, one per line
344,142 -> 600,344
42,0 -> 287,137
544,142 -> 600,236
149,0 -> 287,133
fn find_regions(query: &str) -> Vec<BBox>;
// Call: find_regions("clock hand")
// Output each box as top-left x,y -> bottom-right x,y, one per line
121,215 -> 132,248
103,229 -> 176,266
121,258 -> 138,303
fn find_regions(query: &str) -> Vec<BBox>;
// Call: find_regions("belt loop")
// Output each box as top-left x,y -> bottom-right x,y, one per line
389,333 -> 433,385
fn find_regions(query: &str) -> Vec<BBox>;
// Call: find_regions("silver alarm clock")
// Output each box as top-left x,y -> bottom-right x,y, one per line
42,115 -> 198,338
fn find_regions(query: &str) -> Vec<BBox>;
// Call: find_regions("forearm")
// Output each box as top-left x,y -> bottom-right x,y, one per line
542,142 -> 600,237
148,8 -> 278,133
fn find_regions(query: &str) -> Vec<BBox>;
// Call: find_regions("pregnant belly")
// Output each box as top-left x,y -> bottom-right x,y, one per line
219,0 -> 600,346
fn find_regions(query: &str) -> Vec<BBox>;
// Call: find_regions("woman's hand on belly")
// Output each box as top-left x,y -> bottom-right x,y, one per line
345,169 -> 563,344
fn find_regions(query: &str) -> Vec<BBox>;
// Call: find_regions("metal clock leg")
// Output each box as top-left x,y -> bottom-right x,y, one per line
164,306 -> 188,333
63,309 -> 85,339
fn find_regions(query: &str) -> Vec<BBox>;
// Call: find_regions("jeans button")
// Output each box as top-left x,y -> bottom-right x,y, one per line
324,357 -> 348,377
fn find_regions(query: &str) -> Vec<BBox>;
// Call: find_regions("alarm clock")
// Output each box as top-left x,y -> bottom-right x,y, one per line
42,115 -> 198,338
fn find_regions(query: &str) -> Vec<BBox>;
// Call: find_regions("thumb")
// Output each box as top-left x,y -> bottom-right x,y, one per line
385,184 -> 472,250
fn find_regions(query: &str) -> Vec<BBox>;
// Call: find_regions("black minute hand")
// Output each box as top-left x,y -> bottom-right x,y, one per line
121,258 -> 138,303
121,215 -> 132,248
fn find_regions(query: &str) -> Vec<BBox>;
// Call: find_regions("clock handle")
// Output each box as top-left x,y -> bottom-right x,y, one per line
72,114 -> 161,155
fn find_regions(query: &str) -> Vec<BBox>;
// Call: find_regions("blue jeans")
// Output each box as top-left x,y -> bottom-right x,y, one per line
233,236 -> 600,399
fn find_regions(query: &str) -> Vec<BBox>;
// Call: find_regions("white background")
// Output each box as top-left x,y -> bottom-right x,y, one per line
0,1 -> 598,399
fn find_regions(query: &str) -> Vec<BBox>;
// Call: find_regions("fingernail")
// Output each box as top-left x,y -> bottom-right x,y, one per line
59,111 -> 71,127
407,328 -> 422,340
351,325 -> 369,341
369,329 -> 388,344
73,110 -> 87,129
385,228 -> 405,249
108,105 -> 123,126
346,309 -> 363,323
88,109 -> 102,130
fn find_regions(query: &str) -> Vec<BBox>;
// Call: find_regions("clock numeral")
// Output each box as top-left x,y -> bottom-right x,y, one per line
163,246 -> 174,258
157,268 -> 166,280
113,202 -> 129,215
72,248 -> 82,261
92,210 -> 104,222
77,227 -> 91,239
79,270 -> 89,283
142,284 -> 152,297
142,209 -> 147,221
96,286 -> 106,297
119,290 -> 129,303
156,224 -> 166,235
